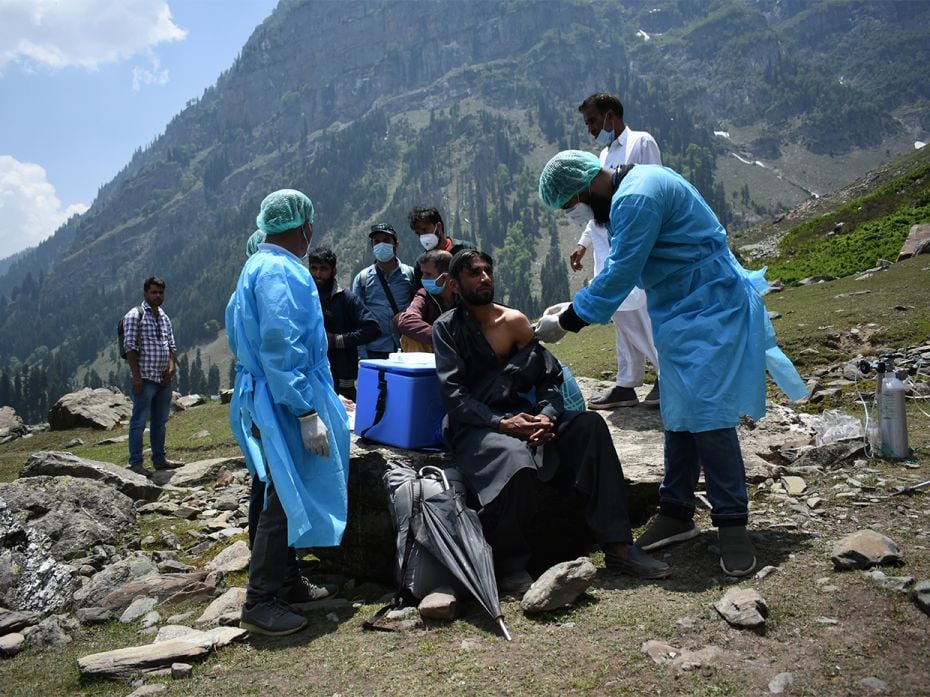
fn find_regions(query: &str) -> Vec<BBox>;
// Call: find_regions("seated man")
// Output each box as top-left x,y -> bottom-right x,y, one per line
308,246 -> 381,400
432,250 -> 669,592
393,249 -> 455,352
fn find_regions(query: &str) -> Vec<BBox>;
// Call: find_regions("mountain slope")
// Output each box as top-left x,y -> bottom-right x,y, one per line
0,0 -> 928,420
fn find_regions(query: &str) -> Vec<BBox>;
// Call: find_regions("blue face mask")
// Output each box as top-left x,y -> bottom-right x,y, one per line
422,278 -> 444,295
595,113 -> 614,147
373,242 -> 395,262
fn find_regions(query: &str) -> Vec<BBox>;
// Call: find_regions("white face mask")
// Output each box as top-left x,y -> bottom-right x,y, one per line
566,202 -> 594,227
418,233 -> 439,251
595,113 -> 615,147
300,226 -> 312,262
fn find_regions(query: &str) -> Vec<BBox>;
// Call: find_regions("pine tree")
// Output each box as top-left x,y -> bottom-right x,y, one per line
539,221 -> 570,310
191,350 -> 206,395
227,359 -> 237,390
207,364 -> 220,396
178,355 -> 190,395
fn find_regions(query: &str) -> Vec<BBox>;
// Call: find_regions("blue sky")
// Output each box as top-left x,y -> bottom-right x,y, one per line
0,0 -> 280,261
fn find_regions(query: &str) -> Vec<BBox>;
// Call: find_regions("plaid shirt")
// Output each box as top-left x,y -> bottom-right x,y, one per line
123,301 -> 176,382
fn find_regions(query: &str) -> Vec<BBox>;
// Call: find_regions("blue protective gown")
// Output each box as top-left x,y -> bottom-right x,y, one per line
226,243 -> 350,548
572,165 -> 806,433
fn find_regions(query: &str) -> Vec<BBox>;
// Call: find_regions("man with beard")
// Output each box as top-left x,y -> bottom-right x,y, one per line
569,93 -> 661,410
536,153 -> 807,577
432,250 -> 670,594
308,246 -> 381,401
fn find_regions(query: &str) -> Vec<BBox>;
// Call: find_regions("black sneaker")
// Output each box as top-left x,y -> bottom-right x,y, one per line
718,526 -> 757,577
588,386 -> 639,410
641,383 -> 660,407
152,458 -> 185,470
604,545 -> 671,579
635,514 -> 701,551
128,464 -> 154,479
278,576 -> 333,606
240,599 -> 308,636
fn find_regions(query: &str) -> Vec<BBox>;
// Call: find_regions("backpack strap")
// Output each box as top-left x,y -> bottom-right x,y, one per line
363,479 -> 422,632
374,267 -> 401,316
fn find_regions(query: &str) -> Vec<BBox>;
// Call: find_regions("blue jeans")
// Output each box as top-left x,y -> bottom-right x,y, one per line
128,379 -> 172,466
658,427 -> 748,527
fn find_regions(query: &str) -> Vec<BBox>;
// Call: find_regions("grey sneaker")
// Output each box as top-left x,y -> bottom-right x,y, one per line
635,514 -> 701,551
718,525 -> 757,577
239,599 -> 308,636
604,545 -> 671,579
278,576 -> 333,607
588,386 -> 639,410
641,383 -> 660,407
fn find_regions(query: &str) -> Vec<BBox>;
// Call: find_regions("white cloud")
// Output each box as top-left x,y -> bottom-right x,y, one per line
131,52 -> 170,91
0,155 -> 89,260
0,0 -> 187,72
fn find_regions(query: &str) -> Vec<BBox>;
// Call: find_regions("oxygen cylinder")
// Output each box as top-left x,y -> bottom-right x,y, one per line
879,370 -> 909,459
867,361 -> 885,455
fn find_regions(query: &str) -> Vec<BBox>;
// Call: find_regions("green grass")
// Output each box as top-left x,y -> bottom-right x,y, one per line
762,162 -> 930,283
0,401 -> 240,483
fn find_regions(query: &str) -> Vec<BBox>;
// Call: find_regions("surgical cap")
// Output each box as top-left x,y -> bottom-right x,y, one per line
245,229 -> 266,257
256,189 -> 315,234
538,150 -> 603,210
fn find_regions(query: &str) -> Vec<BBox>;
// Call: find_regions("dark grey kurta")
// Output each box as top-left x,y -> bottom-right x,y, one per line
433,306 -> 578,506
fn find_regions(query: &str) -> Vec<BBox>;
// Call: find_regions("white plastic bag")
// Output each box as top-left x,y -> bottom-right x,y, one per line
812,409 -> 863,446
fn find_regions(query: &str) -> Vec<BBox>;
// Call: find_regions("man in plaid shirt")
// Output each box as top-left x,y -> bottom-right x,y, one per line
123,276 -> 183,475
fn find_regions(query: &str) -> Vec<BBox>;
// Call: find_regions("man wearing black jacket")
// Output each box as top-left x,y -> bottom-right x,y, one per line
308,247 -> 380,401
432,250 -> 669,593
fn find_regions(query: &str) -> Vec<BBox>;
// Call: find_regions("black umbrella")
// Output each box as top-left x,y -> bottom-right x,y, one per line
411,466 -> 512,641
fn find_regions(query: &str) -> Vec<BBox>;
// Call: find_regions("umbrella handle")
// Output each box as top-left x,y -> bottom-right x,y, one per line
418,465 -> 450,491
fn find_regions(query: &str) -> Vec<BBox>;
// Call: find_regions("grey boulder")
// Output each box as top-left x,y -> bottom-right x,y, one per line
48,387 -> 131,431
20,451 -> 161,502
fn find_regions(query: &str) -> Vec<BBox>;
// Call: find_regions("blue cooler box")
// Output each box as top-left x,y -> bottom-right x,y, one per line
355,357 -> 446,449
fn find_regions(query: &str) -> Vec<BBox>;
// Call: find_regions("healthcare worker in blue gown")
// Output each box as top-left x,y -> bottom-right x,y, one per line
227,189 -> 350,636
537,152 -> 807,578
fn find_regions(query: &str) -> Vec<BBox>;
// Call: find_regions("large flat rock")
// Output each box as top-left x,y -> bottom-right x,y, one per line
151,456 -> 246,487
77,638 -> 212,679
20,451 -> 161,502
315,377 -> 808,582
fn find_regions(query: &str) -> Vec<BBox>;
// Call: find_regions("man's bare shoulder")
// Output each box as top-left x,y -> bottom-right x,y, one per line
498,306 -> 534,345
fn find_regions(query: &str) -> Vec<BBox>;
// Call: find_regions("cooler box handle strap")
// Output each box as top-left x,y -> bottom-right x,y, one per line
359,369 -> 388,441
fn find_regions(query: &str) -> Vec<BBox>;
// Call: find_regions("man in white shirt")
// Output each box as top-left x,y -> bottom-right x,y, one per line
569,92 -> 661,409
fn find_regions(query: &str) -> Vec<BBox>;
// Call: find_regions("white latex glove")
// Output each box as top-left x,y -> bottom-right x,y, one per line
534,303 -> 571,344
299,412 -> 330,456
542,301 -> 572,316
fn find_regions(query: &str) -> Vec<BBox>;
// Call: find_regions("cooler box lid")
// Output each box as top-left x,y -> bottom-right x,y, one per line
359,354 -> 437,376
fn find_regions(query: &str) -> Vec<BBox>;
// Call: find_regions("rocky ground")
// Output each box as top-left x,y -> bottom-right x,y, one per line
0,376 -> 928,696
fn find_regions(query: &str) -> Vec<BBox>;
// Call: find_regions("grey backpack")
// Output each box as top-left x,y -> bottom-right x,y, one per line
364,462 -> 463,631
385,463 -> 462,600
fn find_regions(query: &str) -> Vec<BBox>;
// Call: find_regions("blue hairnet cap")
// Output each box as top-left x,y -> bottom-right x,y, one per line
245,229 -> 266,257
256,189 -> 315,234
538,150 -> 604,210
